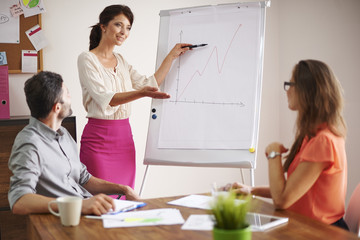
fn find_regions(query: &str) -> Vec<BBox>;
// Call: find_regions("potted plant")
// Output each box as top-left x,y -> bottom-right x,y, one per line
210,191 -> 251,240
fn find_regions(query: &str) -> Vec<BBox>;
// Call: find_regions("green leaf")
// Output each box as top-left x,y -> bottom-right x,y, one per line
210,191 -> 250,230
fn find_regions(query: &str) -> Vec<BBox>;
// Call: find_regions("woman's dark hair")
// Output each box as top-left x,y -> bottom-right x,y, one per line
283,60 -> 346,171
24,71 -> 64,119
89,5 -> 134,51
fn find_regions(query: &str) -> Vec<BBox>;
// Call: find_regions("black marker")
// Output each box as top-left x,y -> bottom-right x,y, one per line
181,44 -> 208,49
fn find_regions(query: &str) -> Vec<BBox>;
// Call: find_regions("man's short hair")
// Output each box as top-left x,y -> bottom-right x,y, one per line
24,71 -> 64,119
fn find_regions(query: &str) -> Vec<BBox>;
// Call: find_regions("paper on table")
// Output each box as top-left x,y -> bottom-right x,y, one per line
181,214 -> 214,231
167,194 -> 245,210
181,213 -> 289,232
167,195 -> 213,210
102,208 -> 185,228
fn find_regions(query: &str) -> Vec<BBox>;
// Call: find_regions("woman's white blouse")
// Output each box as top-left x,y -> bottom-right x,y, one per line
77,51 -> 158,119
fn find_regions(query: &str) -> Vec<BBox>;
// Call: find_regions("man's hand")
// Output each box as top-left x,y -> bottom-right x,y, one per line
82,194 -> 115,216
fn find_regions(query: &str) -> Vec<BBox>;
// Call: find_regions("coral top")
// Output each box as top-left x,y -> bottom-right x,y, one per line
287,125 -> 347,224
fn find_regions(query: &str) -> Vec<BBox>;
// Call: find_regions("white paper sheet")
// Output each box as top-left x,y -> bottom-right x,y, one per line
167,193 -> 244,210
158,4 -> 262,149
25,24 -> 48,51
181,213 -> 289,232
167,195 -> 213,210
102,208 -> 185,228
20,0 -> 46,18
21,50 -> 37,73
10,4 -> 24,17
0,0 -> 20,44
181,214 -> 214,231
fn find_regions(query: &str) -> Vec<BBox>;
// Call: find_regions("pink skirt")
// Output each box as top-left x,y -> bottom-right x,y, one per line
80,118 -> 135,192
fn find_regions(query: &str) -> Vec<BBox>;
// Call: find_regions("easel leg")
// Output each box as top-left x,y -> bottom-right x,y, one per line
240,168 -> 245,184
250,168 -> 255,187
139,165 -> 149,197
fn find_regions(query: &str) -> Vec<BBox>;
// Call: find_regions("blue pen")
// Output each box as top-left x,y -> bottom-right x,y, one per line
108,202 -> 147,215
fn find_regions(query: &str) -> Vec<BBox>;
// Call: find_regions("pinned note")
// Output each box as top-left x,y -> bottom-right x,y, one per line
0,52 -> 7,66
10,4 -> 23,17
21,50 -> 37,73
25,24 -> 48,51
20,0 -> 46,18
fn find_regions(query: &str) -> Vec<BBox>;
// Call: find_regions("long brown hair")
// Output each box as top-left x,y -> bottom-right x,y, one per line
283,60 -> 346,172
89,5 -> 134,51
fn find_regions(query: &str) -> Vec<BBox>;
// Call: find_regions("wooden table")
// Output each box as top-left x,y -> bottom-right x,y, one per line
28,195 -> 358,240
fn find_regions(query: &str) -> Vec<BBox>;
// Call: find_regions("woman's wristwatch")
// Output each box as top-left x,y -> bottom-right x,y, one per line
267,151 -> 281,159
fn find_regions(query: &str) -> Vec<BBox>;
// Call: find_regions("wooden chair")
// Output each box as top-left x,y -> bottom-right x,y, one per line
344,183 -> 360,237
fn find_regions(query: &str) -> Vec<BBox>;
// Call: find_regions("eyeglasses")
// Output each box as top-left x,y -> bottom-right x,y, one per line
284,81 -> 295,91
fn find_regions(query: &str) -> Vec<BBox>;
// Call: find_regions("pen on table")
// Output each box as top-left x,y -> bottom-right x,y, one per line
85,202 -> 147,219
181,44 -> 208,49
85,215 -> 104,220
110,204 -> 138,214
108,202 -> 147,215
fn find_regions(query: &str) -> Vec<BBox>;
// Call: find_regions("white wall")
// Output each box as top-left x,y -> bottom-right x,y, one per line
277,0 -> 360,204
8,0 -> 360,204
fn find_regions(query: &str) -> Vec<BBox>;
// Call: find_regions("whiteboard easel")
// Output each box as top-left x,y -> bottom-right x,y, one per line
140,1 -> 270,196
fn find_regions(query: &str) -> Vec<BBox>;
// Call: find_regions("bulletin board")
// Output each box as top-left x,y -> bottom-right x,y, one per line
0,14 -> 43,74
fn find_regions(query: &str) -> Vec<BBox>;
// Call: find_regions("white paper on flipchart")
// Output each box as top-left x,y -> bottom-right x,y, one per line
0,0 -> 20,44
158,4 -> 262,150
102,208 -> 185,228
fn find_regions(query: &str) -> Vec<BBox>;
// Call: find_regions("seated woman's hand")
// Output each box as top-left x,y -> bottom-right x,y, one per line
221,182 -> 252,195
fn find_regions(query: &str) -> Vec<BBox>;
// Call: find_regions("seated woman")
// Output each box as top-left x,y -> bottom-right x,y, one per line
225,60 -> 348,230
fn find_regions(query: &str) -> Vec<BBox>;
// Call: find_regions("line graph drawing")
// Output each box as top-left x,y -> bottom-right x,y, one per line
176,24 -> 242,101
169,23 -> 247,107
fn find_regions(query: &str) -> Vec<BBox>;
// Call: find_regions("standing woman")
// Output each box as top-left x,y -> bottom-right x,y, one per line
224,60 -> 348,230
77,5 -> 190,192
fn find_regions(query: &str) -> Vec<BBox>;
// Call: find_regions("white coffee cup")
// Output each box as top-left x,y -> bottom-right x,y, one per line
48,196 -> 83,226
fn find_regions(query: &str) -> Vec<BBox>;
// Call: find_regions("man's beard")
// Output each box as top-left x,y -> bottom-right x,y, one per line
58,103 -> 73,120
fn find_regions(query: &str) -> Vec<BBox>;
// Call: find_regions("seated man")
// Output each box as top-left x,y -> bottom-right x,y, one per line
8,71 -> 139,216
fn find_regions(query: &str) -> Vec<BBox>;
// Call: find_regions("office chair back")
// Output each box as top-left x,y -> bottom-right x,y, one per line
344,183 -> 360,237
